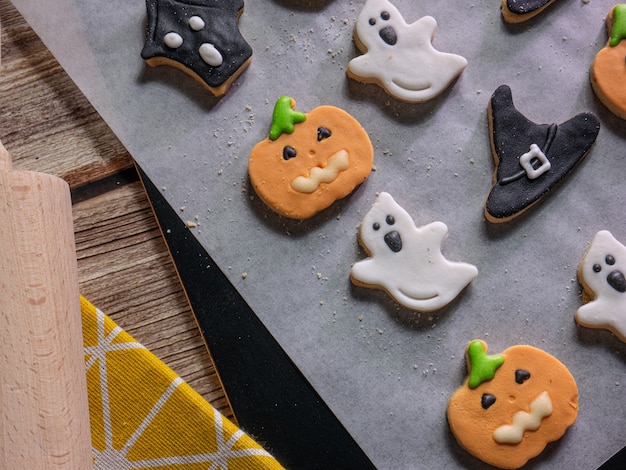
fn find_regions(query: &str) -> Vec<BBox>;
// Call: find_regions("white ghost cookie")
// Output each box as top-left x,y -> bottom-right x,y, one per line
351,192 -> 478,312
347,0 -> 467,103
576,230 -> 626,342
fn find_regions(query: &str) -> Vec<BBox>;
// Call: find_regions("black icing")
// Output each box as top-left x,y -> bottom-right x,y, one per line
283,146 -> 297,160
384,231 -> 402,253
607,271 -> 626,293
317,127 -> 332,141
141,0 -> 253,89
386,215 -> 395,226
606,255 -> 616,266
485,85 -> 600,221
379,26 -> 397,46
481,393 -> 496,409
515,369 -> 531,384
506,0 -> 552,15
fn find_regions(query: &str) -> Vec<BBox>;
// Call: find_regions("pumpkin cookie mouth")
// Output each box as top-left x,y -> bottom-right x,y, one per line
493,391 -> 553,444
290,149 -> 350,193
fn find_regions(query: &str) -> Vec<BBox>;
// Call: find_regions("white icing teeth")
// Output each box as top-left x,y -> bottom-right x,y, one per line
164,32 -> 183,49
199,43 -> 223,67
291,149 -> 350,193
493,391 -> 553,444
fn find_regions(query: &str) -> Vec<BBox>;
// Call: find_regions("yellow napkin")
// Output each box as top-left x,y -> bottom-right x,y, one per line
81,295 -> 284,469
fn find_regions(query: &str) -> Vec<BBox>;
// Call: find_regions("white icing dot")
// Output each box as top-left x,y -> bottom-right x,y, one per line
163,32 -> 183,49
199,43 -> 223,67
188,16 -> 205,31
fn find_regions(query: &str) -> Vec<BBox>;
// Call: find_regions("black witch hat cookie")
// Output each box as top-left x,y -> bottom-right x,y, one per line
485,85 -> 600,223
141,0 -> 252,97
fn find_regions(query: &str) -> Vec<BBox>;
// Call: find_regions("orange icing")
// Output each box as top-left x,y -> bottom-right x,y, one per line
590,6 -> 626,120
447,341 -> 578,469
248,104 -> 373,219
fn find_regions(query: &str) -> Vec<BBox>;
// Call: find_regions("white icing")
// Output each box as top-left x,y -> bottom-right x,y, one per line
351,192 -> 478,312
164,32 -> 183,49
493,391 -> 553,444
291,149 -> 349,193
199,43 -> 223,67
188,16 -> 205,31
347,0 -> 467,103
576,230 -> 626,342
519,143 -> 551,179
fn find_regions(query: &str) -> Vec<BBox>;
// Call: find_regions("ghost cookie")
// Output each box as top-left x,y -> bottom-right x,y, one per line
248,96 -> 374,219
347,0 -> 467,103
447,340 -> 578,469
576,230 -> 626,342
141,0 -> 252,97
501,0 -> 560,24
485,85 -> 600,223
590,4 -> 626,120
350,192 -> 477,312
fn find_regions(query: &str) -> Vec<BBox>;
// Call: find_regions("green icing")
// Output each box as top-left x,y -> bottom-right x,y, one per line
609,4 -> 626,47
467,340 -> 504,389
269,96 -> 306,141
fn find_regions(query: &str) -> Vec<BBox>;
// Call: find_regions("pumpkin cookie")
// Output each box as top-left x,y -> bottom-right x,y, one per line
248,97 -> 373,219
447,340 -> 578,469
590,4 -> 626,120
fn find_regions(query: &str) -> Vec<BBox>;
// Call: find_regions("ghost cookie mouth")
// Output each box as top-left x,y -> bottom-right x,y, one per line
391,78 -> 431,93
290,149 -> 350,193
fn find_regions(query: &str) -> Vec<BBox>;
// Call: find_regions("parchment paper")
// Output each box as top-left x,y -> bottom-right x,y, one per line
9,0 -> 626,468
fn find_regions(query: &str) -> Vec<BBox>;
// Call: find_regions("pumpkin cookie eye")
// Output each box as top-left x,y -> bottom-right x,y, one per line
481,393 -> 496,409
515,369 -> 531,384
283,146 -> 297,160
317,127 -> 331,141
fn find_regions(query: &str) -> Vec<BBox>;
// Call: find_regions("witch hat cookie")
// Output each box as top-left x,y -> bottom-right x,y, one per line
484,85 -> 600,223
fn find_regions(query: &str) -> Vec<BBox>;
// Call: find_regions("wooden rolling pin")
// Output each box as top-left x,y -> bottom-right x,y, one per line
0,141 -> 93,468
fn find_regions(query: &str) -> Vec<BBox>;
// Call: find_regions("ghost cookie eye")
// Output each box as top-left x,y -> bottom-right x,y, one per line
606,255 -> 616,265
386,215 -> 395,225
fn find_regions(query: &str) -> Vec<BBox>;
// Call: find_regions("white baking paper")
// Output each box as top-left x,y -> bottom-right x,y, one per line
9,0 -> 626,468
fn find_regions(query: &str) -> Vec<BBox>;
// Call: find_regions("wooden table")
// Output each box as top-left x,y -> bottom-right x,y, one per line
0,0 -> 233,420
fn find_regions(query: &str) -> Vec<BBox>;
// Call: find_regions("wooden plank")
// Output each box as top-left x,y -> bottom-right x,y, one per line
0,0 -> 232,419
74,181 -> 232,417
0,0 -> 132,187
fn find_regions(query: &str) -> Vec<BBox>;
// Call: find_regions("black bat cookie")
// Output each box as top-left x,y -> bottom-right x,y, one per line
141,0 -> 252,96
485,85 -> 600,223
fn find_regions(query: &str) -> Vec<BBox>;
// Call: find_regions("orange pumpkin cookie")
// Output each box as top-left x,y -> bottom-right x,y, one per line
248,96 -> 374,219
447,340 -> 578,469
590,4 -> 626,120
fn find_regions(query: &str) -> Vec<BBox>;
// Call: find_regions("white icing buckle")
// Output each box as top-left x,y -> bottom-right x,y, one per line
519,143 -> 551,180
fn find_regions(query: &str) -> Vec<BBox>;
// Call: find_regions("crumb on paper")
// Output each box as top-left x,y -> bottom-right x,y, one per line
186,221 -> 197,228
